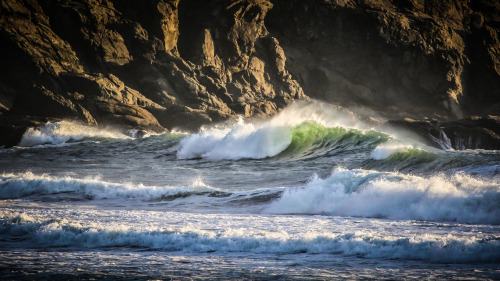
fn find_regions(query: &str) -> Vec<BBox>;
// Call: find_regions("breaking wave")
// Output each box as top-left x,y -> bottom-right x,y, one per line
176,101 -> 383,160
265,168 -> 500,225
177,120 -> 388,161
0,214 -> 498,263
176,120 -> 292,160
2,170 -> 499,225
276,122 -> 388,160
0,172 -> 282,205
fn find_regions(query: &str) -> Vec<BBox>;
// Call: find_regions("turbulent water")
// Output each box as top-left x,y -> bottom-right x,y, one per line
1,102 -> 499,280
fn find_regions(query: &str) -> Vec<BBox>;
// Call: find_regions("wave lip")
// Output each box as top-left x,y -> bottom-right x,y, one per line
1,216 -> 498,264
266,168 -> 500,225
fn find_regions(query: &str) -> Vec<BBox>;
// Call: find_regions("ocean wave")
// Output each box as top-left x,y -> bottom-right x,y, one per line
18,121 -> 130,147
0,214 -> 498,263
176,101 -> 384,160
177,120 -> 387,161
0,172 -> 282,204
276,122 -> 387,160
2,168 -> 499,225
0,172 -> 219,200
370,142 -> 425,160
265,168 -> 500,225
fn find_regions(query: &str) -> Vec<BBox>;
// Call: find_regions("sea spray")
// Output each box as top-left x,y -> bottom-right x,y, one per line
265,168 -> 500,224
176,122 -> 292,160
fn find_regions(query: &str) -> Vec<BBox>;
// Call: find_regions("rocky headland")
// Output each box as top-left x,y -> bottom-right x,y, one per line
1,0 -> 499,149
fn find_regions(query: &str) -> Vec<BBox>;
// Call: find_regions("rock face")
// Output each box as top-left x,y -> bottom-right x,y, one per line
266,0 -> 500,120
0,0 -> 305,144
0,0 -> 499,148
385,116 -> 500,150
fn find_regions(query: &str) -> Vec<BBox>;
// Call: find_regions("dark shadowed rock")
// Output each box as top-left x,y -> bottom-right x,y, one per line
0,0 -> 307,146
0,0 -> 499,148
0,116 -> 59,147
266,0 -> 500,120
385,116 -> 500,150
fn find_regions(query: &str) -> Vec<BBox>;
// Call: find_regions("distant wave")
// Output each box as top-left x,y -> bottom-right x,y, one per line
176,101 -> 382,160
276,121 -> 387,160
370,142 -> 433,160
0,213 -> 498,263
266,168 -> 500,225
0,172 -> 281,204
18,121 -> 130,147
0,172 -> 222,200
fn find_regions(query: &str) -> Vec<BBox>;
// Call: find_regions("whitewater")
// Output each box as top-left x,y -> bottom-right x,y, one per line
1,102 -> 499,280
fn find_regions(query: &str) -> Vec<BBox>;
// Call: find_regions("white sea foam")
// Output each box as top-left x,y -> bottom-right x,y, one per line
177,121 -> 292,160
266,168 -> 500,224
0,172 -> 216,200
19,121 -> 128,147
0,210 -> 498,263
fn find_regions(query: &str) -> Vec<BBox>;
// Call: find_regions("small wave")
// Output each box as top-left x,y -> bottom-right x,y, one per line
375,148 -> 438,163
265,168 -> 500,225
370,142 -> 419,160
0,215 -> 498,263
277,122 -> 388,160
0,172 -> 219,200
367,143 -> 439,171
18,121 -> 131,147
0,172 -> 283,205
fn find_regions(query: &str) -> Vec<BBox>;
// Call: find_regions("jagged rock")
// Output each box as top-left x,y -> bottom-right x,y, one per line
0,116 -> 58,147
0,0 -> 499,149
266,0 -> 500,120
385,116 -> 500,150
176,0 -> 305,118
8,85 -> 97,126
0,0 -> 84,75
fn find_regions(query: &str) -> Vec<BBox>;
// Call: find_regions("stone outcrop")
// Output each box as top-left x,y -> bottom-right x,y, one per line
266,0 -> 500,120
0,0 -> 305,146
0,0 -> 499,148
385,116 -> 500,150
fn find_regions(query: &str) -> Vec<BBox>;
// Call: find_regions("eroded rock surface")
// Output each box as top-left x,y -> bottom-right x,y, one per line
0,0 -> 305,146
0,0 -> 499,148
385,116 -> 500,150
267,0 -> 500,120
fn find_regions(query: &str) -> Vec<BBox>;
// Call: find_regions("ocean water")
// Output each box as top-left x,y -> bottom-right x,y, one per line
1,102 -> 499,280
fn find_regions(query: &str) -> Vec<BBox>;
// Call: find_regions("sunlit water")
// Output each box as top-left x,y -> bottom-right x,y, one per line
1,103 -> 499,280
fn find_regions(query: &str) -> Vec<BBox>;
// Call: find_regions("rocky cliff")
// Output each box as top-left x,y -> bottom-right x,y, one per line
267,0 -> 500,120
0,0 -> 499,148
0,0 -> 305,146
